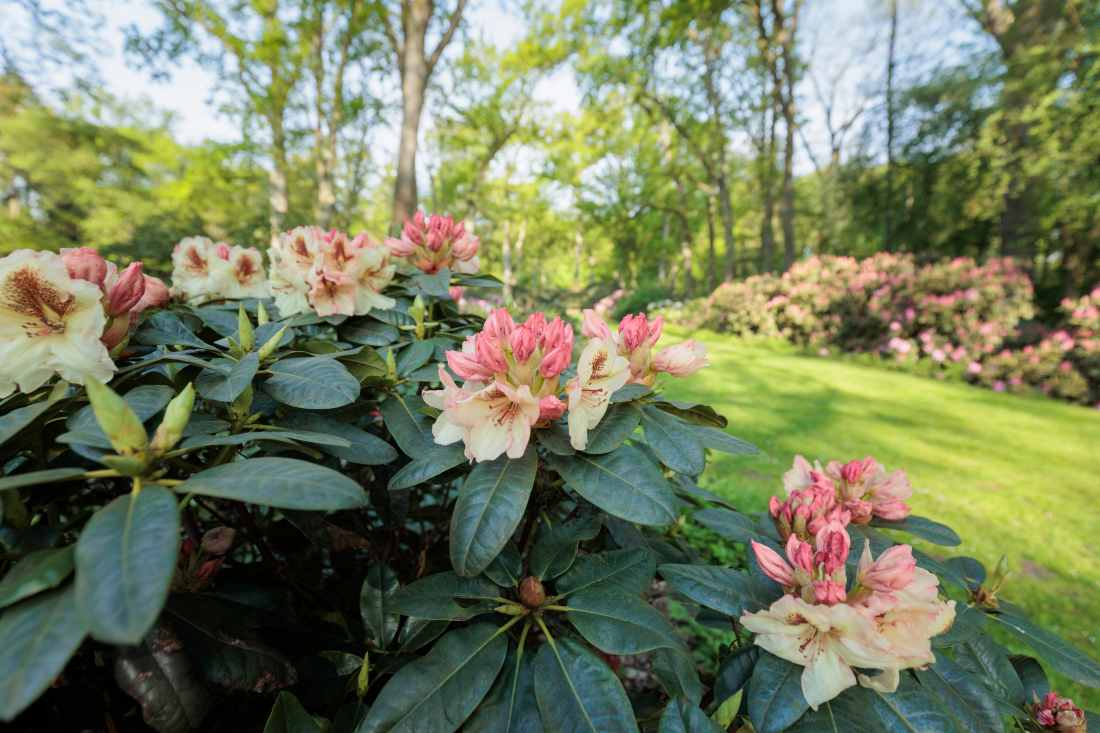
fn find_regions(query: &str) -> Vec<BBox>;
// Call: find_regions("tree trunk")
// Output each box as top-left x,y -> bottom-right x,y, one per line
501,220 -> 513,299
706,194 -> 717,292
513,220 -> 526,291
780,59 -> 797,271
1063,221 -> 1097,300
269,123 -> 289,247
676,180 -> 695,298
703,54 -> 738,282
392,0 -> 432,231
884,0 -> 898,252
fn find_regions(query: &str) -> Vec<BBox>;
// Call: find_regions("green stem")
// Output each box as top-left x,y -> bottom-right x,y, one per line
517,619 -> 531,653
177,493 -> 195,511
494,614 -> 523,638
541,605 -> 570,613
536,616 -> 555,648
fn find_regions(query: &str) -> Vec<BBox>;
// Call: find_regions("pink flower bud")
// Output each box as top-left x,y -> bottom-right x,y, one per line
100,313 -> 135,351
475,333 -> 508,374
540,317 -> 566,351
751,541 -> 795,587
451,234 -> 479,261
384,236 -> 416,257
812,579 -> 847,605
618,314 -> 650,352
769,495 -> 784,518
448,285 -> 464,301
441,214 -> 456,237
581,309 -> 613,340
785,536 -> 815,573
871,500 -> 910,521
483,308 -> 515,343
839,459 -> 866,485
181,539 -> 195,558
200,526 -> 236,556
428,213 -> 442,230
510,325 -> 537,364
858,544 -> 916,591
447,349 -> 496,382
426,229 -> 445,252
136,275 -> 171,312
402,219 -> 424,244
539,341 -> 571,378
194,557 -> 224,581
62,247 -> 109,287
652,339 -> 710,377
646,315 -> 664,347
106,263 -> 146,317
413,210 -> 427,229
538,395 -> 566,421
524,311 -> 548,337
216,244 -> 231,260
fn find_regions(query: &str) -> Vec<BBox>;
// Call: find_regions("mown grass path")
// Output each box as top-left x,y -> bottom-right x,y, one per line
659,327 -> 1100,707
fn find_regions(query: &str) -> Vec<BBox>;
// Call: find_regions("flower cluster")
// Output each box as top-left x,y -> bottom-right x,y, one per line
268,226 -> 396,318
745,521 -> 955,709
782,454 -> 912,525
384,211 -> 480,275
580,309 -> 710,387
426,308 -> 577,461
0,248 -> 169,397
1033,692 -> 1087,732
171,526 -> 236,593
171,236 -> 268,303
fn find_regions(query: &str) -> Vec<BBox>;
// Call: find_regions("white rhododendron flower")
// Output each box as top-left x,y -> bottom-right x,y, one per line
0,250 -> 115,396
565,337 -> 631,450
170,236 -> 269,302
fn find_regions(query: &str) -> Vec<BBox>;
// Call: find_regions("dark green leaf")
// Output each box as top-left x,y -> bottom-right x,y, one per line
931,604 -> 987,648
690,425 -> 760,455
567,587 -> 688,655
379,394 -> 434,457
182,412 -> 230,437
650,399 -> 727,428
396,340 -> 436,376
993,613 -> 1100,688
868,673 -> 962,733
0,587 -> 87,722
361,564 -> 401,649
555,548 -> 655,598
342,321 -> 400,346
715,645 -> 760,703
178,429 -> 350,451
868,515 -> 961,547
195,353 -> 258,402
370,307 -> 415,327
136,312 -> 212,349
390,572 -> 501,621
534,636 -> 636,733
0,467 -> 86,492
338,345 -> 389,382
1008,655 -> 1048,702
483,542 -> 523,588
292,651 -> 364,710
465,650 -> 544,733
640,407 -> 706,475
0,546 -> 74,609
748,652 -> 809,733
535,423 -> 574,455
651,646 -> 704,705
451,448 -> 538,577
785,685 -> 888,733
114,623 -> 213,733
0,402 -> 51,448
547,446 -> 677,527
388,444 -> 468,490
209,584 -> 296,627
165,594 -> 296,693
610,384 -> 653,403
690,508 -> 772,547
658,564 -> 776,616
332,701 -> 369,733
530,516 -> 602,580
398,617 -> 451,653
582,404 -> 640,454
944,557 -> 986,590
281,509 -> 333,549
914,655 -> 1003,733
669,476 -> 735,509
262,691 -> 324,733
659,696 -> 724,733
274,413 -> 398,465
360,623 -> 508,733
75,486 -> 179,644
189,306 -> 239,337
67,384 -> 175,436
954,632 -> 1025,702
176,457 -> 367,510
263,358 -> 360,409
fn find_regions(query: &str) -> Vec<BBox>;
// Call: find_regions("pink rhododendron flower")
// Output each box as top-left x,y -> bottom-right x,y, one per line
824,456 -> 912,523
106,263 -> 146,318
580,309 -> 668,386
384,211 -> 481,275
1033,692 -> 1086,732
651,339 -> 710,377
62,247 -> 109,287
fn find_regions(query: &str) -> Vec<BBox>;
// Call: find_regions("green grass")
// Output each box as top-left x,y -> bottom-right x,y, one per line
658,327 -> 1100,708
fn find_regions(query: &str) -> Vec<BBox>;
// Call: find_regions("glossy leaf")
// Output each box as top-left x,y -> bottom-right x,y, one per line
944,556 -> 986,590
165,594 -> 296,693
178,429 -> 350,451
535,423 -> 574,455
0,546 -> 74,609
398,617 -> 451,653
530,516 -> 602,580
195,353 -> 258,402
748,652 -> 809,733
482,542 -> 523,588
914,655 -> 1004,733
379,394 -> 435,457
868,515 -> 961,547
714,645 -> 760,703
389,572 -> 501,621
690,425 -> 760,455
360,623 -> 508,733
210,583 -> 296,627
547,446 -> 677,527
659,696 -> 724,733
342,320 -> 400,346
650,399 -> 727,428
582,403 -> 640,454
75,486 -> 179,644
658,564 -> 776,616
361,563 -> 401,649
690,508 -> 774,547
534,636 -> 636,733
640,406 -> 706,475
396,340 -> 436,376
451,448 -> 538,577
1008,655 -> 1049,702
274,413 -> 398,465
652,646 -> 705,705
555,547 -> 655,598
67,384 -> 175,442
953,631 -> 1025,702
0,402 -> 51,448
567,587 -> 688,655
388,444 -> 468,490
785,685 -> 888,732
176,457 -> 367,510
868,673 -> 962,733
0,467 -> 86,492
114,623 -> 213,733
263,358 -> 360,409
930,604 -> 987,647
0,587 -> 87,722
262,691 -> 324,733
465,650 -> 544,733
135,312 -> 212,349
610,384 -> 653,402
993,613 -> 1100,688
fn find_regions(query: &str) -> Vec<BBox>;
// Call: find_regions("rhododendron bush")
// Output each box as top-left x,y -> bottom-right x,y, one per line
0,219 -> 1097,733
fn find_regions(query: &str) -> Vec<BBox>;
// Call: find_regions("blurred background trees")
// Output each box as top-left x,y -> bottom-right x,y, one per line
0,0 -> 1096,318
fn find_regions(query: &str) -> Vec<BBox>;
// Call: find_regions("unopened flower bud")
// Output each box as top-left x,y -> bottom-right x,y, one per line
451,233 -> 479,261
651,339 -> 710,377
510,325 -> 537,364
106,263 -> 146,317
238,305 -> 254,351
812,579 -> 847,605
200,526 -> 236,556
100,314 -> 133,352
194,557 -> 224,580
539,342 -> 571,379
257,325 -> 288,361
425,229 -> 445,252
135,275 -> 171,312
448,285 -> 464,301
150,383 -> 195,454
538,395 -> 566,422
181,538 -> 195,558
580,309 -> 613,340
618,314 -> 650,352
384,235 -> 416,257
519,577 -> 545,608
475,333 -> 508,374
62,247 -> 109,287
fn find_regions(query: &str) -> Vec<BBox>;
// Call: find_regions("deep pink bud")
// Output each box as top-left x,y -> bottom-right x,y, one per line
859,545 -> 916,591
475,333 -> 508,374
540,317 -> 566,350
428,213 -> 442,230
524,311 -> 548,338
538,395 -> 566,421
786,537 -> 815,572
200,526 -> 236,556
385,236 -> 416,257
106,263 -> 146,317
194,557 -> 224,580
412,210 -> 427,228
619,314 -> 650,352
426,229 -> 445,252
441,214 -> 456,236
751,541 -> 795,587
539,341 -> 571,378
100,313 -> 134,351
448,285 -> 464,301
812,579 -> 847,605
181,539 -> 195,557
216,244 -> 231,260
646,315 -> 664,347
402,221 -> 424,245
136,275 -> 171,312
581,309 -> 613,340
510,325 -> 537,363
446,349 -> 495,382
484,308 -> 515,342
839,460 -> 864,485
62,247 -> 109,287
769,495 -> 784,518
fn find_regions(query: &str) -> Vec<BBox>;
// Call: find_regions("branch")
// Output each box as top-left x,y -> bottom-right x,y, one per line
381,6 -> 404,67
426,0 -> 467,75
635,92 -> 716,180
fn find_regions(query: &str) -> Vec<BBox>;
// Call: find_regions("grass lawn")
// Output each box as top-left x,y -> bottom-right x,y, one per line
658,327 -> 1100,708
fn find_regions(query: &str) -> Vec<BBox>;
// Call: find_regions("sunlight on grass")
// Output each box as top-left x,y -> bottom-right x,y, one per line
660,327 -> 1100,707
